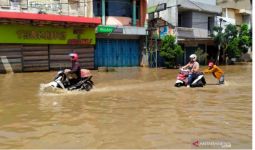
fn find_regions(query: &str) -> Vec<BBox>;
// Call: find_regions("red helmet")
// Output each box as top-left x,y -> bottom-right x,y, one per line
69,53 -> 78,61
208,62 -> 214,67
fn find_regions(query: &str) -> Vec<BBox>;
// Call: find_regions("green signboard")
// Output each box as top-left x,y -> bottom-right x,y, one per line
147,5 -> 157,13
0,24 -> 96,45
97,25 -> 115,33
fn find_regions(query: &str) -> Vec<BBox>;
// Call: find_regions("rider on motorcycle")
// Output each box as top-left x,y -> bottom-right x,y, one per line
181,54 -> 200,87
64,52 -> 81,84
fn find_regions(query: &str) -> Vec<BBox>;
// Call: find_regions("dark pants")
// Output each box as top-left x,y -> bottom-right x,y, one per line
65,72 -> 80,85
187,73 -> 199,85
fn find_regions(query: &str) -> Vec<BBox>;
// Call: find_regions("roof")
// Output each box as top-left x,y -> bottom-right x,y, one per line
178,0 -> 222,14
0,11 -> 101,25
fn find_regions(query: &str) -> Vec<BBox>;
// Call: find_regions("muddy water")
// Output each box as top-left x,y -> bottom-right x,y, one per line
0,65 -> 252,149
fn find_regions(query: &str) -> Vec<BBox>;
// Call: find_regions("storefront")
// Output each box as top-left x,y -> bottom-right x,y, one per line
95,25 -> 146,68
0,12 -> 100,73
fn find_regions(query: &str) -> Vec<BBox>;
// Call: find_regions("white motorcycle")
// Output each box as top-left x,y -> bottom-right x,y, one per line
175,68 -> 206,87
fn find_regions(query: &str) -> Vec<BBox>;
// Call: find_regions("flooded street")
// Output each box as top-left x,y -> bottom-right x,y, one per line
0,65 -> 252,149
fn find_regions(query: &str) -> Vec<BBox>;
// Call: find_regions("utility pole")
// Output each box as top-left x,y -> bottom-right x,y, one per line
216,18 -> 223,65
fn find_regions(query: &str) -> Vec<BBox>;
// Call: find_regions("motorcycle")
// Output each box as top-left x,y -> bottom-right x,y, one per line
46,69 -> 94,91
175,68 -> 206,87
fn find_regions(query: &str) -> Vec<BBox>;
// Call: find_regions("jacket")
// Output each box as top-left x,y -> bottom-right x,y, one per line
203,65 -> 224,80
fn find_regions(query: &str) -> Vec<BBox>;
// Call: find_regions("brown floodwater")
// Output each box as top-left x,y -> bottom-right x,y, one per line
0,65 -> 252,149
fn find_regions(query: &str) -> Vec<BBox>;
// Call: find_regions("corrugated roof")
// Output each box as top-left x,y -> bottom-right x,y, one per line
178,0 -> 222,14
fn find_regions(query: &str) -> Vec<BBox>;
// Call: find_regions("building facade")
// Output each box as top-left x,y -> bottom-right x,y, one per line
216,0 -> 252,27
93,0 -> 147,68
0,0 -> 100,73
147,0 -> 221,65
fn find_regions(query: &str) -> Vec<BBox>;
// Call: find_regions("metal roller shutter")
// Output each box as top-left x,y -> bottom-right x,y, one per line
49,45 -> 94,70
95,39 -> 140,67
22,45 -> 49,72
0,44 -> 22,73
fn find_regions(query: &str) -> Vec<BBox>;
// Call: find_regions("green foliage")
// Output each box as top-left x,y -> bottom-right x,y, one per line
239,35 -> 251,53
238,24 -> 252,53
227,37 -> 241,58
212,23 -> 252,60
195,48 -> 208,64
240,24 -> 249,36
159,35 -> 183,68
224,24 -> 238,42
212,26 -> 224,45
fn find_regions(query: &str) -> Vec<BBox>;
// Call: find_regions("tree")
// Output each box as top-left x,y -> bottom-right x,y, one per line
212,23 -> 252,63
223,24 -> 238,61
195,48 -> 208,64
159,35 -> 183,68
238,24 -> 252,54
227,37 -> 241,58
226,24 -> 251,58
212,26 -> 224,65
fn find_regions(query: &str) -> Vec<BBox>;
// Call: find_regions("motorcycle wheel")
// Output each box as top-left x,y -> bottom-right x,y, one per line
175,83 -> 183,87
81,83 -> 93,91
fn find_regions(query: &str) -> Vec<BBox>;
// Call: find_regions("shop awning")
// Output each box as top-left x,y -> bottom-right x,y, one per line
0,11 -> 101,25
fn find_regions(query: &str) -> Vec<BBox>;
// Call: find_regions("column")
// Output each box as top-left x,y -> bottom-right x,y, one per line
102,0 -> 106,25
132,0 -> 136,26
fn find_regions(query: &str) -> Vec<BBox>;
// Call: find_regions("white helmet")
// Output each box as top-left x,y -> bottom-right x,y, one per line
190,54 -> 197,61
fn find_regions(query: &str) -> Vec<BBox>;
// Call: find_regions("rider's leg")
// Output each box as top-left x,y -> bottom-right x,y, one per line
219,75 -> 224,84
187,74 -> 194,87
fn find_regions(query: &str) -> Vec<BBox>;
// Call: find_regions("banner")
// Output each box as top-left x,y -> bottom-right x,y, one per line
0,24 -> 96,45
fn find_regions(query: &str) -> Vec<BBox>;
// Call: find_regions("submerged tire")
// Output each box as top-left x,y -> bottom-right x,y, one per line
175,83 -> 184,87
81,83 -> 93,91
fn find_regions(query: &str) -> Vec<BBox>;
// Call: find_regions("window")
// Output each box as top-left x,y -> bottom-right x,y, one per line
105,0 -> 132,17
135,0 -> 140,19
10,0 -> 20,10
93,0 -> 140,18
178,14 -> 182,27
93,0 -> 101,16
208,17 -> 213,35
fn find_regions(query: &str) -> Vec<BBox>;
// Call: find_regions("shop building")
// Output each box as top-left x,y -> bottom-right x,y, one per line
93,0 -> 147,68
0,11 -> 100,72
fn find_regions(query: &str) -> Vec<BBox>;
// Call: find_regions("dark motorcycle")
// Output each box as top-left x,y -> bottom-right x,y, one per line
48,69 -> 94,91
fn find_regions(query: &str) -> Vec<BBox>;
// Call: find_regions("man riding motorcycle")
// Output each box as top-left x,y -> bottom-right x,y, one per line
64,52 -> 81,85
181,54 -> 200,88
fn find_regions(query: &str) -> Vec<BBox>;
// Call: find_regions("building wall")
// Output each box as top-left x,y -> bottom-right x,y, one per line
0,0 -> 92,17
148,0 -> 219,27
148,0 -> 178,26
243,14 -> 251,25
217,0 -> 252,27
93,0 -> 147,27
191,0 -> 216,5
221,8 -> 251,26
235,13 -> 243,25
217,0 -> 251,10
225,8 -> 236,19
192,12 -> 210,30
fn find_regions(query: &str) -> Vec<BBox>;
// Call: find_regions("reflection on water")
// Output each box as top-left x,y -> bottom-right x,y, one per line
0,65 -> 252,149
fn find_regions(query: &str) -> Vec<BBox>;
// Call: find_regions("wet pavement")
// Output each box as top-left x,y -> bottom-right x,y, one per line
0,65 -> 252,149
